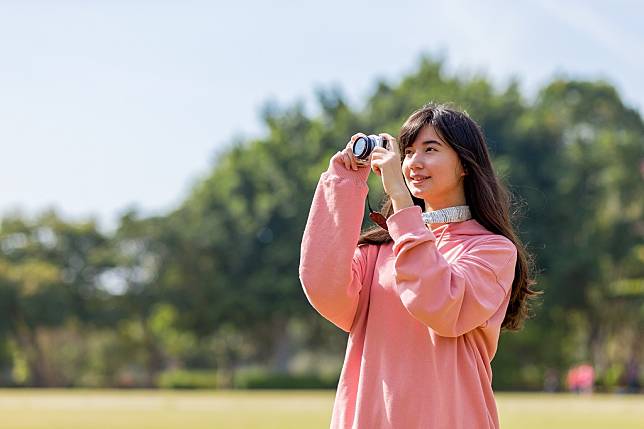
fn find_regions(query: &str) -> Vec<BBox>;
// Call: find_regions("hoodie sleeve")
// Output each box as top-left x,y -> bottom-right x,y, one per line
299,152 -> 372,332
385,205 -> 517,337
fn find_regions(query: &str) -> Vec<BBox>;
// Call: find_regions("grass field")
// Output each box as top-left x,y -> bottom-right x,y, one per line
0,389 -> 642,429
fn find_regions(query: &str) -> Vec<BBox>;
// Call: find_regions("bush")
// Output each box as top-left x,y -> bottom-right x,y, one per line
233,367 -> 338,389
157,369 -> 218,389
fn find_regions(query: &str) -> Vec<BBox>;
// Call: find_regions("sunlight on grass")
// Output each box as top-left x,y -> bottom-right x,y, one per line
0,389 -> 642,429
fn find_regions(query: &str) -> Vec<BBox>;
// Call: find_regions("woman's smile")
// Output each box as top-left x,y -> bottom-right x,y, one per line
410,176 -> 430,185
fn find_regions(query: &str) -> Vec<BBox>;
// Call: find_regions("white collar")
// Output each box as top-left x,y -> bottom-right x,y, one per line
422,205 -> 472,224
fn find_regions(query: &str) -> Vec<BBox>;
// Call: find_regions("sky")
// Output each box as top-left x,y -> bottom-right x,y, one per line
1,0 -> 642,233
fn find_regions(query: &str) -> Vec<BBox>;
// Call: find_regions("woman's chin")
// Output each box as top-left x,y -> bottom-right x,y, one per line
410,189 -> 428,199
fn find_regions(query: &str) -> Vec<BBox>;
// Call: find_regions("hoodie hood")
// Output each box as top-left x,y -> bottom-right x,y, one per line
429,218 -> 494,239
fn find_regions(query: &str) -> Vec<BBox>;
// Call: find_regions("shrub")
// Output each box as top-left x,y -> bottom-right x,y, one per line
157,369 -> 218,389
233,367 -> 338,389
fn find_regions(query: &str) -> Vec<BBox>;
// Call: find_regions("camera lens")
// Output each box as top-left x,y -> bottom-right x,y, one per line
352,135 -> 381,160
352,137 -> 369,159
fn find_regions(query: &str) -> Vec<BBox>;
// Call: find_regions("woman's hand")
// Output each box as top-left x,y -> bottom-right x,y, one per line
336,133 -> 371,171
370,133 -> 410,200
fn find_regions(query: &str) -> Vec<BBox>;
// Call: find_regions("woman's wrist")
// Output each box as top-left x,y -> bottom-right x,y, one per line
390,193 -> 414,213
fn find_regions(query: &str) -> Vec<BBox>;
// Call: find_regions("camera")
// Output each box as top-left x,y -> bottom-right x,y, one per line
352,134 -> 388,161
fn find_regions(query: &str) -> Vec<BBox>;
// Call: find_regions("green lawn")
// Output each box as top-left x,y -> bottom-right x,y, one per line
0,389 -> 642,428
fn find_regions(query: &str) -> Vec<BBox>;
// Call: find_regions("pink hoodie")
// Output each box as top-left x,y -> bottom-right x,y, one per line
299,153 -> 518,429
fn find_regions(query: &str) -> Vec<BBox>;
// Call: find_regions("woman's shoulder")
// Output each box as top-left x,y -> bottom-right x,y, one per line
471,233 -> 516,253
458,224 -> 517,263
467,220 -> 516,249
482,232 -> 516,249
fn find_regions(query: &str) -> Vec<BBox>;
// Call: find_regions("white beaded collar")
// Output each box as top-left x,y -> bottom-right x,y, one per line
422,205 -> 472,224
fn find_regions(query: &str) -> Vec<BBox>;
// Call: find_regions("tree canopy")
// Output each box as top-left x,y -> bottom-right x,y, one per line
1,56 -> 641,390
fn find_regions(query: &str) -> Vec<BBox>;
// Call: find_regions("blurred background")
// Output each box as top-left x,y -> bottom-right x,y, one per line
0,0 -> 642,427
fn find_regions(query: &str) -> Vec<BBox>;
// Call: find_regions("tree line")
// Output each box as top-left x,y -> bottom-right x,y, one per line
0,56 -> 642,390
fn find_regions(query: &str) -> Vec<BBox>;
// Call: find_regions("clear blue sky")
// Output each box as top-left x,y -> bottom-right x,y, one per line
1,0 -> 642,233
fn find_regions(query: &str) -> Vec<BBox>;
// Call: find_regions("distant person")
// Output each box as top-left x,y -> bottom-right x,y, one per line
299,103 -> 540,428
566,364 -> 594,394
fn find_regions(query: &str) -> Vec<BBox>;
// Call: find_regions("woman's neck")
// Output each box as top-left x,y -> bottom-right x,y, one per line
424,200 -> 468,212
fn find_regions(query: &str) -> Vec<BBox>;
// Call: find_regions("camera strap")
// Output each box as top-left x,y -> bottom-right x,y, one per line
366,191 -> 389,231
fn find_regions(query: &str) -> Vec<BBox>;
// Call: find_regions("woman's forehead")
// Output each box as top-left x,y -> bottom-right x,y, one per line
407,125 -> 447,147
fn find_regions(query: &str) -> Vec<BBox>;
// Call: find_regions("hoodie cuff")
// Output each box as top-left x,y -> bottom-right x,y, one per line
386,205 -> 436,242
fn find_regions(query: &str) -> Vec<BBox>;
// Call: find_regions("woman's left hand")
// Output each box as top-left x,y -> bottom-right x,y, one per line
370,133 -> 410,200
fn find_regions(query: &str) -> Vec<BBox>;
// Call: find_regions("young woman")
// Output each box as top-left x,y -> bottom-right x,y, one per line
299,103 -> 539,428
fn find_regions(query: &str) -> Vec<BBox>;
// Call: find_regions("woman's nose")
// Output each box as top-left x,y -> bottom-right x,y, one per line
408,152 -> 423,167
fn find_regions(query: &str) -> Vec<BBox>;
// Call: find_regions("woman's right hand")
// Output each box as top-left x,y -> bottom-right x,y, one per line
336,133 -> 370,171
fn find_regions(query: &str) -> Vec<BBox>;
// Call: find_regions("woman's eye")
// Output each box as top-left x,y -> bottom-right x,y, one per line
404,148 -> 435,156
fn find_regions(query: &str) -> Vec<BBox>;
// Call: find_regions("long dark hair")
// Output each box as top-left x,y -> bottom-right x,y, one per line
358,103 -> 540,331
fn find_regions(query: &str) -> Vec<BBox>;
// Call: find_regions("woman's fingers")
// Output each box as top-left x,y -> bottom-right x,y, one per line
340,142 -> 353,171
370,151 -> 379,176
344,135 -> 366,171
339,132 -> 397,173
379,133 -> 399,155
337,132 -> 384,172
348,141 -> 360,170
350,133 -> 368,168
344,151 -> 357,171
350,133 -> 367,143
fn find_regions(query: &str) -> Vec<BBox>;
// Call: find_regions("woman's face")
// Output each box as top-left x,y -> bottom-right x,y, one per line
402,125 -> 467,211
